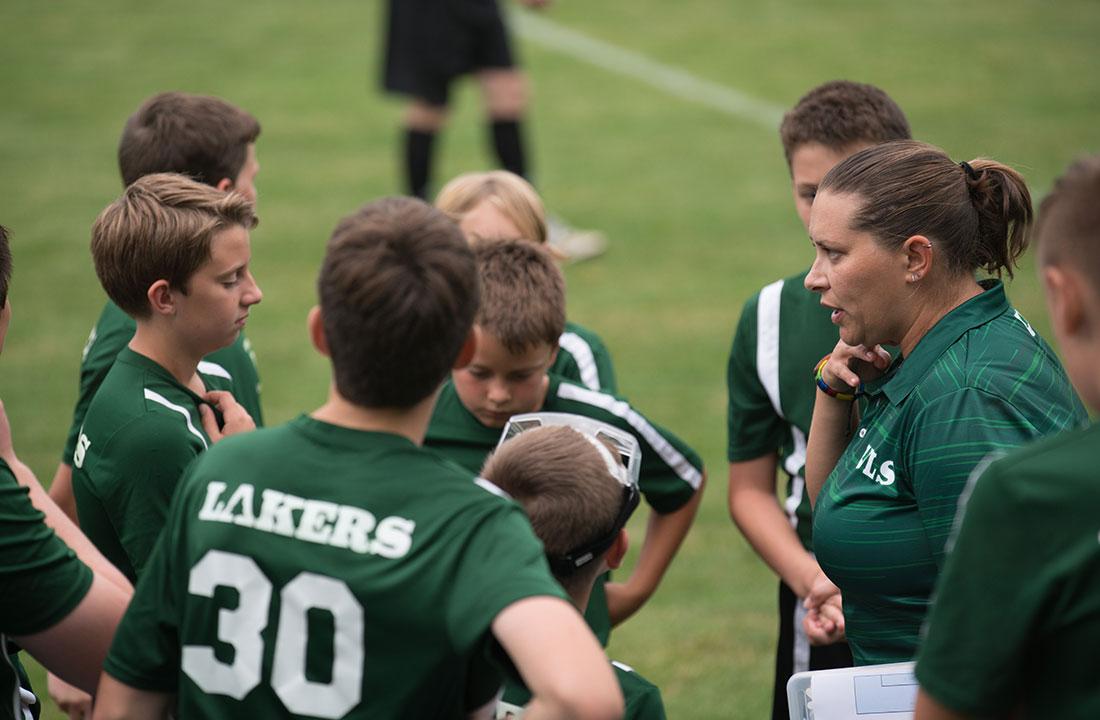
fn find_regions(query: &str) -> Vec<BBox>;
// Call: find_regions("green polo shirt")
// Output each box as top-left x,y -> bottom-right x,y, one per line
499,659 -> 665,719
916,422 -> 1100,718
554,321 -> 618,394
426,373 -> 704,644
813,281 -> 1086,666
72,347 -> 233,581
727,269 -> 837,550
63,300 -> 263,463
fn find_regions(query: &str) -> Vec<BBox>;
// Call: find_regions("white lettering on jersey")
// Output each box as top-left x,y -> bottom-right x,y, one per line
199,482 -> 414,558
73,431 -> 91,469
855,442 -> 896,486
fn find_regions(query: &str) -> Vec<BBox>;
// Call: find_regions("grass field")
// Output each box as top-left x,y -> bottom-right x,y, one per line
1,1 -> 1097,717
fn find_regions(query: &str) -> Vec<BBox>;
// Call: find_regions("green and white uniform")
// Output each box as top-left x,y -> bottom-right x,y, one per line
103,416 -> 564,718
0,459 -> 93,720
916,422 -> 1100,718
814,281 -> 1086,665
72,348 -> 233,581
63,300 -> 263,463
426,374 -> 704,643
498,659 -> 665,719
553,321 -> 617,394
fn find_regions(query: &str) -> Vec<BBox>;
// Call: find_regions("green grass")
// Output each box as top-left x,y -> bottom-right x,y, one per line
0,1 -> 1097,717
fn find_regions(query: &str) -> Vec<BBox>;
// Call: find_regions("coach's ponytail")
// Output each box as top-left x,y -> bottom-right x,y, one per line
963,159 -> 1032,278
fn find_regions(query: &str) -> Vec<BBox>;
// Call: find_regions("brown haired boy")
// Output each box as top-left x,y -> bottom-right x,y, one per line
484,419 -> 667,719
725,80 -> 910,719
72,173 -> 261,583
425,239 -> 705,644
50,91 -> 264,527
93,197 -> 622,719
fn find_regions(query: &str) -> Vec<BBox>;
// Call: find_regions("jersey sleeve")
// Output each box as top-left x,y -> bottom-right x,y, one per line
905,387 -> 1040,567
726,294 -> 787,463
445,498 -> 565,652
555,326 -> 618,394
102,474 -> 192,692
914,459 -> 1035,714
85,416 -> 202,578
62,306 -> 134,464
0,461 -> 94,637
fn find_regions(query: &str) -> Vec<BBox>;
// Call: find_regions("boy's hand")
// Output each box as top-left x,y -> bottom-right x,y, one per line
47,673 -> 92,720
200,391 -> 255,443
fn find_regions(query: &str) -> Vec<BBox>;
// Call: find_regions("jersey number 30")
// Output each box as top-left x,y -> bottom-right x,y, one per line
182,550 -> 363,718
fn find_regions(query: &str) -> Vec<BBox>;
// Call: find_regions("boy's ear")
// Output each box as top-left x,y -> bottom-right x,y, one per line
1042,265 -> 1087,338
453,329 -> 477,369
215,177 -> 234,194
307,306 -> 329,356
603,529 -> 629,571
146,279 -> 176,316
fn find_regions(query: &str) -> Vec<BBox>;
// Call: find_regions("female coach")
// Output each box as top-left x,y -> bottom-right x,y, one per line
800,140 -> 1086,666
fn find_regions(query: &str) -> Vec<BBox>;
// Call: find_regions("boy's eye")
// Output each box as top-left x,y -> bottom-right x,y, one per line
467,368 -> 490,380
800,188 -> 817,202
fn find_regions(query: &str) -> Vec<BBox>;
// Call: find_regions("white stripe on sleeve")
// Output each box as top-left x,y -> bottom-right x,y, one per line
143,389 -> 208,450
558,332 -> 602,390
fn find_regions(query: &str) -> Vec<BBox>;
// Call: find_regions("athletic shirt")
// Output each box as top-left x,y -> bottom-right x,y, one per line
916,422 -> 1100,719
499,659 -> 666,719
425,373 -> 703,644
553,320 -> 618,394
71,348 -> 234,581
103,416 -> 564,718
0,459 -> 93,720
813,281 -> 1086,665
63,300 -> 263,463
726,269 -> 837,550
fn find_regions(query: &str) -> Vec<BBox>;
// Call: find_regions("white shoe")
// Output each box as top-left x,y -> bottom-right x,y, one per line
548,216 -> 608,263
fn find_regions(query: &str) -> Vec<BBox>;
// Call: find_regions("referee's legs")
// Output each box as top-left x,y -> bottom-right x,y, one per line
403,101 -> 448,200
772,580 -> 853,720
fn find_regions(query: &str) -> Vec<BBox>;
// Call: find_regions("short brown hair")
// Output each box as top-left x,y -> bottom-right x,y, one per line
475,239 -> 565,354
320,197 -> 479,408
435,170 -> 549,245
118,92 -> 261,187
820,140 -> 1032,279
780,80 -> 911,169
91,173 -> 257,318
0,225 -> 12,308
481,425 -> 623,593
1036,155 -> 1100,284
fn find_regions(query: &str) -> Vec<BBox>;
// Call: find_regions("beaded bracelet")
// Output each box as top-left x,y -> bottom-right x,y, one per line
814,354 -> 863,401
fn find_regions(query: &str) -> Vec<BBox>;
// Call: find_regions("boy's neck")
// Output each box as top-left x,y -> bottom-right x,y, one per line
129,323 -> 206,392
311,384 -> 439,445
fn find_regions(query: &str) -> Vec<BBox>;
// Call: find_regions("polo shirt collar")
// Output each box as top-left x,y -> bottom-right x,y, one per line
867,280 -> 1009,406
116,346 -> 204,402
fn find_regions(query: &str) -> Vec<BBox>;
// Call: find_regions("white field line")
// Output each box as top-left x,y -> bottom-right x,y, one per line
512,9 -> 785,129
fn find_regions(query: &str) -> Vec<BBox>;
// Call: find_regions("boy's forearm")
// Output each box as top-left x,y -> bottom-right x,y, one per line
92,676 -> 174,720
728,458 -> 821,597
608,472 -> 705,625
48,461 -> 80,524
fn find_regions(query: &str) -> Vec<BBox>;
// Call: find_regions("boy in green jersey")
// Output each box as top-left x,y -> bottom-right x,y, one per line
915,156 -> 1100,719
49,91 -> 264,528
425,239 -> 705,642
484,416 -> 667,720
72,174 -> 261,583
94,197 -> 622,719
0,225 -> 132,709
725,80 -> 910,719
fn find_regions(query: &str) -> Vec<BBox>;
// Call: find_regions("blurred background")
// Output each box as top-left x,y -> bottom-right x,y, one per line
1,1 -> 1097,717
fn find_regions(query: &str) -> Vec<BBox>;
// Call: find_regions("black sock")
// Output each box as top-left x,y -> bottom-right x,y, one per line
489,118 -> 527,180
404,128 -> 436,199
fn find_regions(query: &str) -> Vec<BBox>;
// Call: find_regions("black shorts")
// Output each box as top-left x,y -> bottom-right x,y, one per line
383,0 -> 517,106
771,580 -> 853,720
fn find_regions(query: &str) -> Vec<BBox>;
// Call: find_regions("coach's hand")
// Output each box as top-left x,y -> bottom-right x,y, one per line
48,672 -> 92,720
821,341 -> 891,393
802,572 -> 846,645
200,391 -> 256,443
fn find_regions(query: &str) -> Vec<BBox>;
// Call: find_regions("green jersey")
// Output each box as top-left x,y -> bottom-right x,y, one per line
426,374 -> 704,644
71,348 -> 233,581
103,416 -> 564,719
0,459 -> 93,720
916,422 -> 1100,719
814,281 -> 1086,666
727,270 -> 837,549
499,659 -> 666,719
63,300 -> 263,463
553,321 -> 618,394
